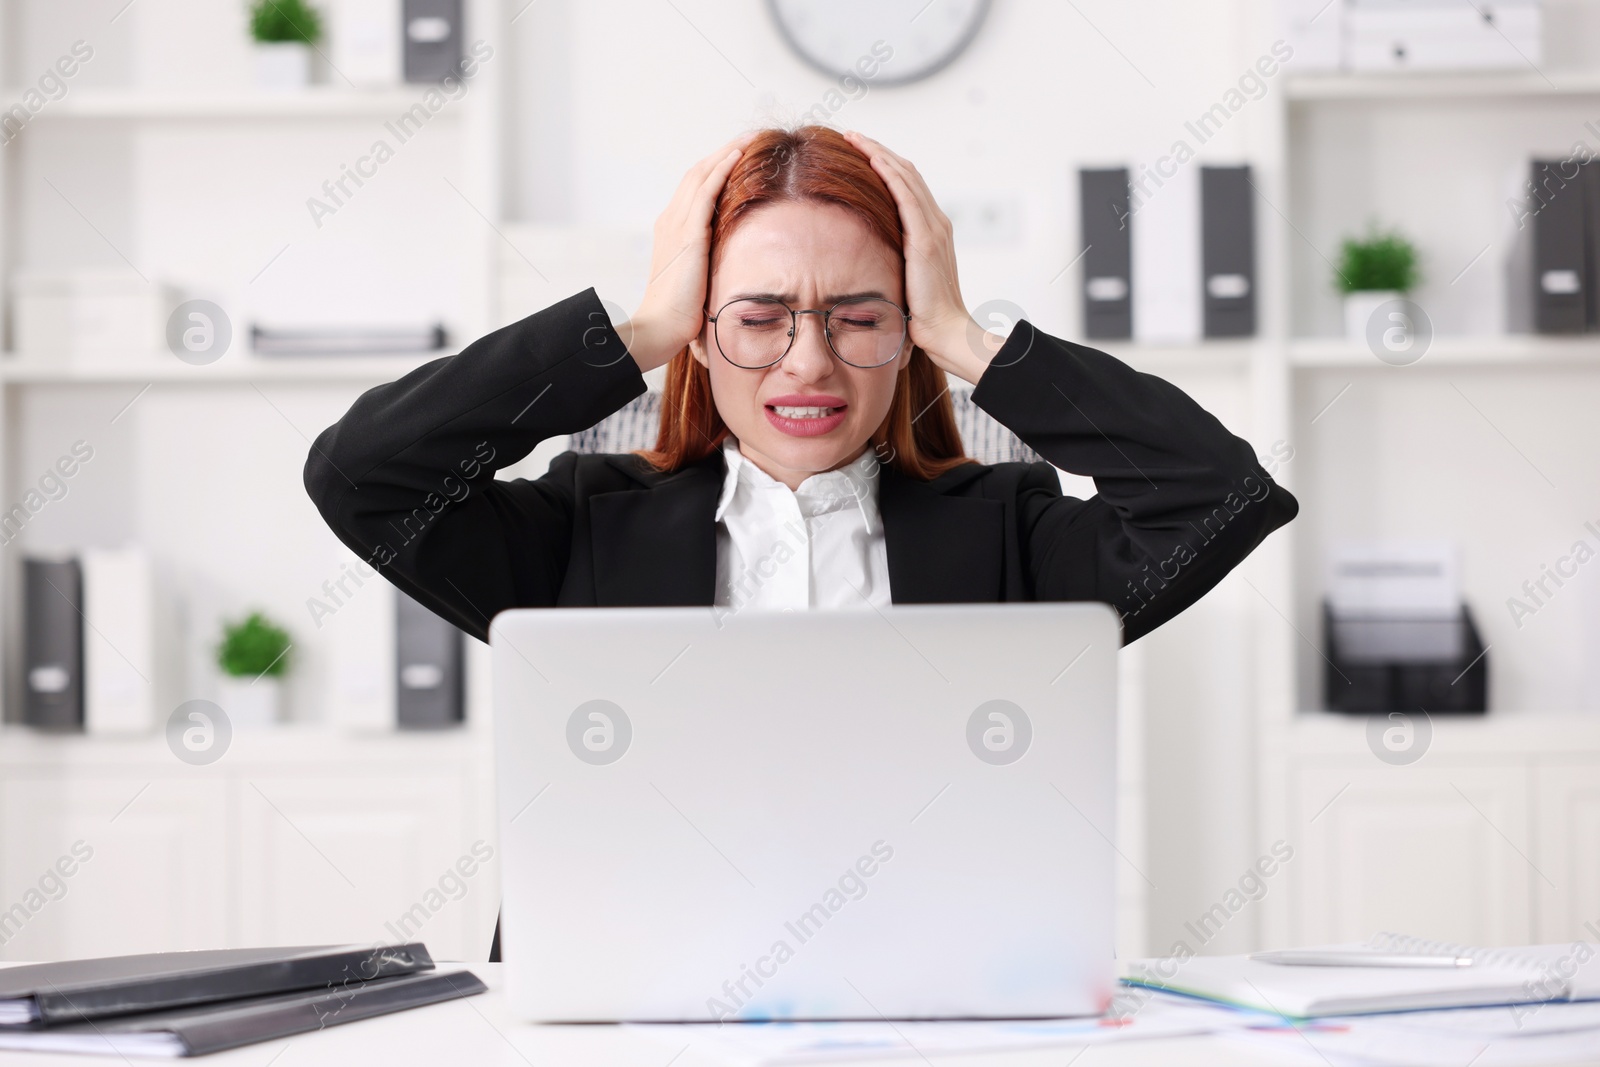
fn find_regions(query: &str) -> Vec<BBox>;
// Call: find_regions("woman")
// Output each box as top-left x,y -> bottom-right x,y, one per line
305,126 -> 1294,647
306,126 -> 1296,962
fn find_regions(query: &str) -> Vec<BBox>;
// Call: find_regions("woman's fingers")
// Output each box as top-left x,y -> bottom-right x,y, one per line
846,131 -> 945,246
844,130 -> 975,375
668,131 -> 757,218
629,132 -> 758,369
690,144 -> 746,227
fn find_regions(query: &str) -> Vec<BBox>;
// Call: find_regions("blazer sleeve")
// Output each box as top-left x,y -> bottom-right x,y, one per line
303,288 -> 646,641
968,320 -> 1297,644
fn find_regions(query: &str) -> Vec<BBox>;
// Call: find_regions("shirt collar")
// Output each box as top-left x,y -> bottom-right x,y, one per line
714,437 -> 882,527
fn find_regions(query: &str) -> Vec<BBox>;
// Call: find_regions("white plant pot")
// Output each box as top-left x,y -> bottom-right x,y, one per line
217,676 -> 283,729
254,42 -> 312,91
1344,290 -> 1403,343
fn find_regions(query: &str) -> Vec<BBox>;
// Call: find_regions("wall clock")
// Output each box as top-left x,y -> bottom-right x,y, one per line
767,0 -> 991,87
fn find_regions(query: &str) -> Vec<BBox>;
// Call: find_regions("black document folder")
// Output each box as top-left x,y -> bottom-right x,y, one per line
1200,165 -> 1256,338
1078,167 -> 1133,339
1583,161 -> 1600,330
396,590 -> 464,728
1532,159 -> 1587,333
23,556 -> 84,730
0,943 -> 432,1027
403,0 -> 463,82
0,969 -> 485,1057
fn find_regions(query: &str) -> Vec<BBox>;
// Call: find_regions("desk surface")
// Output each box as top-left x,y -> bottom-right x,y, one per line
0,964 -> 1328,1067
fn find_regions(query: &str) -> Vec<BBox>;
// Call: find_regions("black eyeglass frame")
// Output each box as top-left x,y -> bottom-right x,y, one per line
705,296 -> 912,370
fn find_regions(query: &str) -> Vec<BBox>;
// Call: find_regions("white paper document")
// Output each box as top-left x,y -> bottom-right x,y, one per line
629,991 -> 1255,1064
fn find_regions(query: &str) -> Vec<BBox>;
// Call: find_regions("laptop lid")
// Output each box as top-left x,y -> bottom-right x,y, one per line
491,602 -> 1120,1021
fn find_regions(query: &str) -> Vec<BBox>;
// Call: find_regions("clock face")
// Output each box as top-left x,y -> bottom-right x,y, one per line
767,0 -> 990,87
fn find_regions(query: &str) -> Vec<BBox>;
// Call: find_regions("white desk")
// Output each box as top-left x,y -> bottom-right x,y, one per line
0,964 -> 1323,1066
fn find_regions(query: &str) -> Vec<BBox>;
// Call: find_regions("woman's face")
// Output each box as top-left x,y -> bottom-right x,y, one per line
689,200 -> 908,488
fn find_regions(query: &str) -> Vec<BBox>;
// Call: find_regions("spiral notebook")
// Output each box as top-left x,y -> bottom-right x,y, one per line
1124,933 -> 1600,1019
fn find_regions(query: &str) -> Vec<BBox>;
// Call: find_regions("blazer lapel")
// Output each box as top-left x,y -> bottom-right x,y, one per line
589,453 -> 723,606
879,464 -> 1005,603
588,451 -> 1006,607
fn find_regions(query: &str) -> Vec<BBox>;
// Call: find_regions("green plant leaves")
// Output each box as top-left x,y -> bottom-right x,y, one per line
1337,226 -> 1420,294
217,611 -> 292,678
248,0 -> 323,45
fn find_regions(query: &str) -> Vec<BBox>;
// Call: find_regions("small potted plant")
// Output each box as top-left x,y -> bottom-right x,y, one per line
216,611 -> 293,727
1337,225 -> 1420,342
249,0 -> 323,91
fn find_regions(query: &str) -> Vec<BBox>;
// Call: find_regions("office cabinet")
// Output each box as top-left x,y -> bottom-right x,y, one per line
0,773 -> 229,959
236,772 -> 474,955
0,729 -> 495,964
1535,760 -> 1600,943
1271,723 -> 1600,951
1290,762 -> 1534,947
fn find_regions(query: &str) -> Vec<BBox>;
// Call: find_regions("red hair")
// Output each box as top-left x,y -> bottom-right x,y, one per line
635,126 -> 973,480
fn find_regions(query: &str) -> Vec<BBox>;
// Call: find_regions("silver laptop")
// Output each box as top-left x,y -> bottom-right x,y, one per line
490,603 -> 1120,1022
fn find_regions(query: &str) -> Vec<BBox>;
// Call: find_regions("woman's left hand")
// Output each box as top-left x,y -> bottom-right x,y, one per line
843,130 -> 1004,385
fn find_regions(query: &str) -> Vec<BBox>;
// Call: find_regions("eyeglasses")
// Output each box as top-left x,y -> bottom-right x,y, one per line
707,296 -> 910,370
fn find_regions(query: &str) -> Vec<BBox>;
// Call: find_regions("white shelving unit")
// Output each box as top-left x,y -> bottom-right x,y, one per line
0,0 -> 505,961
1252,49 -> 1600,950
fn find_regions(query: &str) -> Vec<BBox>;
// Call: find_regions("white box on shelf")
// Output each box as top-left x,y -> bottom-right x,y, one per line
1277,0 -> 1346,72
322,557 -> 398,731
329,0 -> 403,87
82,547 -> 180,735
12,272 -> 175,360
1345,2 -> 1542,72
1132,163 -> 1202,344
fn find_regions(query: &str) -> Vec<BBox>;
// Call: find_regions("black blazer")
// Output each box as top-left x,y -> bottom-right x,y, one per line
304,288 -> 1296,647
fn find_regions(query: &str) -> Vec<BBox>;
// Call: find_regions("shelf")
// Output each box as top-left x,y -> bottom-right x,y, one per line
26,88 -> 466,120
1090,340 -> 1256,375
1290,334 -> 1600,369
0,353 -> 449,384
1283,710 -> 1600,756
1286,69 -> 1600,101
0,722 -> 490,767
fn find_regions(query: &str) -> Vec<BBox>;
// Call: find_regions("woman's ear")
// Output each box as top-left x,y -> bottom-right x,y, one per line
688,334 -> 709,367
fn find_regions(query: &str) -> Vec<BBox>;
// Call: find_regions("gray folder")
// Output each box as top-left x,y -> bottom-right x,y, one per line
23,557 -> 83,731
402,0 -> 463,83
1583,161 -> 1600,331
0,943 -> 432,1027
1531,160 -> 1587,333
0,969 -> 483,1058
1078,168 -> 1132,339
395,590 -> 464,729
1200,166 -> 1256,338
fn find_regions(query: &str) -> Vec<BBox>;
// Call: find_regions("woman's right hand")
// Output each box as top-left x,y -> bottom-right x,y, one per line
622,132 -> 756,373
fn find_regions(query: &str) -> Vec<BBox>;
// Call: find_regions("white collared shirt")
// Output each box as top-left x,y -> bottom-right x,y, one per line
713,437 -> 891,615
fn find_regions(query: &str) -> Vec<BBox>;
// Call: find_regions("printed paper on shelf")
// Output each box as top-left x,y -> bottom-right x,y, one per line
1326,539 -> 1459,618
